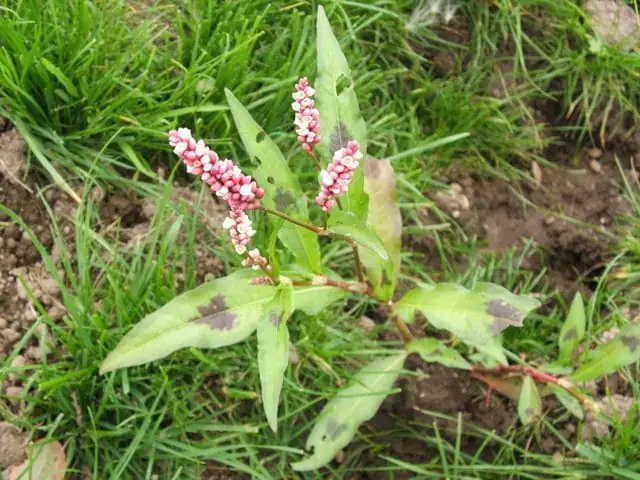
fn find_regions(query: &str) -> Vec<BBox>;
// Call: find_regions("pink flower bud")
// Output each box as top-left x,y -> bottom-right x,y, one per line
315,141 -> 363,212
292,78 -> 320,154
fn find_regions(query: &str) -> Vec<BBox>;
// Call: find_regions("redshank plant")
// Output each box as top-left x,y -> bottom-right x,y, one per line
100,6 -> 640,472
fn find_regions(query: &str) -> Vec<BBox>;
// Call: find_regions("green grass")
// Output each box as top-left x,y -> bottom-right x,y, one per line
2,0 -> 640,477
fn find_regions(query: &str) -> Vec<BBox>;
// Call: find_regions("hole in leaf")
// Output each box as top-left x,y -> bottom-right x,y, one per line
267,176 -> 275,184
256,131 -> 266,143
335,74 -> 351,95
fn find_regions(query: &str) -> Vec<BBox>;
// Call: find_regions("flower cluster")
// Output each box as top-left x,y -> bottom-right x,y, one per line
169,128 -> 264,211
292,78 -> 320,153
242,248 -> 270,271
169,128 -> 266,263
315,141 -> 363,212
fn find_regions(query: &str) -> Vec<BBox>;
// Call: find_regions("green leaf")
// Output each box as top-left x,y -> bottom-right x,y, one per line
316,5 -> 368,219
225,89 -> 322,273
100,270 -> 276,374
101,271 -> 343,374
571,323 -> 640,382
467,335 -> 508,366
257,283 -> 294,432
327,211 -> 388,261
407,338 -> 470,370
549,384 -> 584,420
360,158 -> 402,301
291,353 -> 406,471
518,376 -> 541,425
394,283 -> 540,345
559,293 -> 586,362
292,284 -> 347,316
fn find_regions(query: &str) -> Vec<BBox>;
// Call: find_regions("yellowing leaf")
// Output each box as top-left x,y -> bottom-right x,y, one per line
361,159 -> 402,301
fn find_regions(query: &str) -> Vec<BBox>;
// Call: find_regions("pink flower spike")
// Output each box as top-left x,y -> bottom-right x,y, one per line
315,141 -> 363,212
222,210 -> 256,255
242,248 -> 271,271
292,77 -> 320,154
167,130 -> 264,211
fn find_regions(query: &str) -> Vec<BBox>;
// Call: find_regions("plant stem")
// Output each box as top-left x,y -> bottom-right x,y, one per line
259,206 -> 322,234
309,150 -> 322,171
351,244 -> 365,283
291,277 -> 372,296
471,365 -> 600,414
390,312 -> 415,344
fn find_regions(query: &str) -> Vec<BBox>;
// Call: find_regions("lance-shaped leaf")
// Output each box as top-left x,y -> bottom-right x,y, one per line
360,158 -> 402,301
100,271 -> 346,374
225,89 -> 322,273
571,323 -> 640,382
558,292 -> 586,362
293,285 -> 347,316
549,384 -> 584,420
407,338 -> 470,370
316,5 -> 368,219
394,282 -> 540,345
258,282 -> 294,432
291,352 -> 406,471
327,211 -> 388,262
100,270 -> 276,374
518,376 -> 541,425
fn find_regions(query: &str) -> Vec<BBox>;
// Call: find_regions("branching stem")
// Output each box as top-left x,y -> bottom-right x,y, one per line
471,364 -> 599,414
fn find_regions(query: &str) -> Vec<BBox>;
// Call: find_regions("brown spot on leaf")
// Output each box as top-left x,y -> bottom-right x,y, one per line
525,407 -> 536,418
193,294 -> 236,330
363,158 -> 381,178
621,335 -> 639,352
274,188 -> 295,211
329,123 -> 351,155
563,327 -> 578,341
487,299 -> 523,325
270,311 -> 281,327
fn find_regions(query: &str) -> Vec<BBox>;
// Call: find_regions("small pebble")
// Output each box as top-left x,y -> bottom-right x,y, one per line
589,159 -> 602,173
0,317 -> 8,329
39,278 -> 60,296
586,147 -> 603,159
531,161 -> 542,183
288,344 -> 300,365
359,316 -> 377,332
5,386 -> 24,406
543,216 -> 555,225
2,328 -> 20,343
26,346 -> 41,360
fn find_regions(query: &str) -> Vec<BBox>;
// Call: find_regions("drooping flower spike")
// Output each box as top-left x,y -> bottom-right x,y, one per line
168,128 -> 265,211
292,78 -> 321,153
315,140 -> 363,212
222,209 -> 256,255
242,248 -> 270,271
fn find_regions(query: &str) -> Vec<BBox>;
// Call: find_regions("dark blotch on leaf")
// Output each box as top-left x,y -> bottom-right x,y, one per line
621,335 -> 639,352
267,176 -> 275,184
381,269 -> 391,287
490,318 -> 511,335
329,123 -> 351,155
194,295 -> 236,330
335,74 -> 351,96
525,407 -> 536,418
431,348 -> 443,356
325,418 -> 348,441
487,300 -> 523,325
275,187 -> 295,211
270,311 -> 281,327
563,327 -> 578,341
363,158 -> 381,178
256,131 -> 266,143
